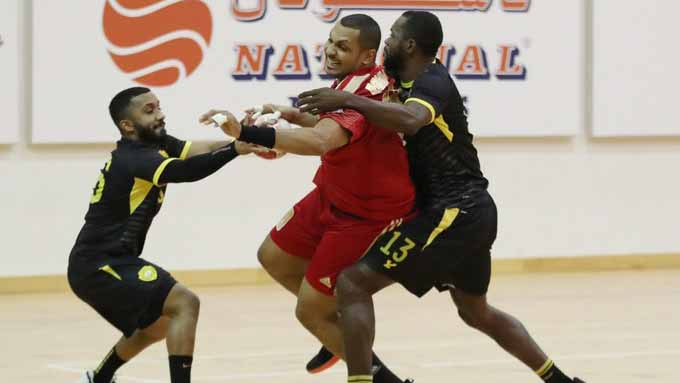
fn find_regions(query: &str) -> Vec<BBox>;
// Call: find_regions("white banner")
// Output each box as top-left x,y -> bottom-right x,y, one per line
0,0 -> 19,143
593,0 -> 680,137
33,0 -> 582,143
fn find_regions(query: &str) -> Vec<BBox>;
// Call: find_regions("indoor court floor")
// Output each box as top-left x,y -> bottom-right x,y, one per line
2,269 -> 679,383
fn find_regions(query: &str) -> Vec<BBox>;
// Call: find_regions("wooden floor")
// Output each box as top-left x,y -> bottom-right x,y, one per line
2,270 -> 679,383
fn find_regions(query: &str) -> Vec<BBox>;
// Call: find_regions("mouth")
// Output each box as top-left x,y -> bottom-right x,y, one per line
325,60 -> 340,71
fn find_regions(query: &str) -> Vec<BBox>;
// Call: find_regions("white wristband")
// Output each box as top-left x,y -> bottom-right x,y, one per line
211,113 -> 228,127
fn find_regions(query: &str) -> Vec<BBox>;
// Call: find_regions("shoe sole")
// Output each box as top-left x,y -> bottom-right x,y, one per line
307,355 -> 340,374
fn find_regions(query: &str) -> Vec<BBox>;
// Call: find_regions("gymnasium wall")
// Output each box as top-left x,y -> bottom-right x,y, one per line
1,0 -> 679,277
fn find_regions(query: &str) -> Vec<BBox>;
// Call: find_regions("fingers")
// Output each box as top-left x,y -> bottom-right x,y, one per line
297,88 -> 324,100
198,109 -> 221,125
297,102 -> 320,114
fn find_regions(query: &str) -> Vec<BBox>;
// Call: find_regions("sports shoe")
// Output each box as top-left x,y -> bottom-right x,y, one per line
306,346 -> 340,374
573,379 -> 586,383
78,370 -> 117,383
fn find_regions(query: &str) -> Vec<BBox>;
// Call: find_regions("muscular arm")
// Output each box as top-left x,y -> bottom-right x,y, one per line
272,118 -> 349,156
297,88 -> 432,136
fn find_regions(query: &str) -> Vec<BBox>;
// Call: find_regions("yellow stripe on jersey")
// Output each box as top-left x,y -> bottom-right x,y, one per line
423,208 -> 460,250
180,141 -> 193,160
129,177 -> 153,214
400,80 -> 414,89
434,115 -> 454,142
152,158 -> 177,186
405,97 -> 436,124
98,265 -> 122,281
348,375 -> 373,382
535,359 -> 554,377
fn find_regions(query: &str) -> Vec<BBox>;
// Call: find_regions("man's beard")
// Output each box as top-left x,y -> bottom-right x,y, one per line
134,122 -> 166,145
383,49 -> 405,79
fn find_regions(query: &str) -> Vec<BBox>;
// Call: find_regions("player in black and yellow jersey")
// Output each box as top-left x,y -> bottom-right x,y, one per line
298,11 -> 586,383
68,87 -> 259,383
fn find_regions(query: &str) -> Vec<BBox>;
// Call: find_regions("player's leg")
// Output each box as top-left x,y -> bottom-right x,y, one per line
296,278 -> 344,356
445,196 -> 584,383
259,190 -> 322,295
88,317 -> 170,383
160,283 -> 201,383
335,261 -> 395,381
68,255 -> 184,383
257,233 -> 309,295
449,260 -> 581,382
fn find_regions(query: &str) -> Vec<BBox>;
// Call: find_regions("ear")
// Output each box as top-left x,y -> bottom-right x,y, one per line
405,39 -> 417,54
362,48 -> 377,66
119,119 -> 135,135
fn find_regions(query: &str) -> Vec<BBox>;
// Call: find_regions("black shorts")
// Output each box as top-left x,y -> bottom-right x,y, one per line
67,251 -> 177,337
362,192 -> 497,297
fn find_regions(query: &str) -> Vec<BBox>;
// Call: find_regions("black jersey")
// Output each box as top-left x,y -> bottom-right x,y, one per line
399,60 -> 489,214
71,135 -> 191,258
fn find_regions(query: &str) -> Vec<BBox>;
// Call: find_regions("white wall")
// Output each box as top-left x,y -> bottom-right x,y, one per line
2,1 -> 680,277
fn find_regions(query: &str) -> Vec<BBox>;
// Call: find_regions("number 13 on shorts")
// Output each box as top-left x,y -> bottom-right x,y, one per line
379,231 -> 416,269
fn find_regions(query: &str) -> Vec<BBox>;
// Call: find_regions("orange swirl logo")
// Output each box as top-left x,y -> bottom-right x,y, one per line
103,0 -> 212,87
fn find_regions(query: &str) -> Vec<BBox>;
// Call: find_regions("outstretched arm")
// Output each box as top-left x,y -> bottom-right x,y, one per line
156,141 -> 258,185
296,88 -> 432,136
200,109 -> 349,157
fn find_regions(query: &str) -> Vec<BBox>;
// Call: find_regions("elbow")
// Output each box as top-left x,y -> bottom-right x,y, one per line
316,140 -> 334,156
402,115 -> 423,135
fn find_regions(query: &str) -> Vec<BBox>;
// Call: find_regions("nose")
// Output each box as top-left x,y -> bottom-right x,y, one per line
325,45 -> 336,59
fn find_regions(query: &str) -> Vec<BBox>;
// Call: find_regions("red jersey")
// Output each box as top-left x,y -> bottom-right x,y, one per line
313,65 -> 415,221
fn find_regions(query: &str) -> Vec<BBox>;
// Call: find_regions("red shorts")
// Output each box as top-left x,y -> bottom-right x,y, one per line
270,188 -> 406,296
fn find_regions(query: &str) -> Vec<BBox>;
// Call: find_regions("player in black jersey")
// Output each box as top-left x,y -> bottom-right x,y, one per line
298,11 -> 586,383
69,87 -> 259,383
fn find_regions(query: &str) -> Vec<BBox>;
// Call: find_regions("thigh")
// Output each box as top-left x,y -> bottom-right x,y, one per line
269,188 -> 324,259
361,201 -> 497,297
69,255 -> 177,337
305,217 -> 391,296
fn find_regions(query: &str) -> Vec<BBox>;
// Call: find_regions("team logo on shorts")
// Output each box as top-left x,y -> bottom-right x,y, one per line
138,265 -> 158,282
319,276 -> 332,288
276,208 -> 294,231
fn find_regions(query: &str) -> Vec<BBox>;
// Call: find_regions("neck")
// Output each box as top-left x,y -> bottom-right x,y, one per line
398,55 -> 435,82
335,62 -> 375,82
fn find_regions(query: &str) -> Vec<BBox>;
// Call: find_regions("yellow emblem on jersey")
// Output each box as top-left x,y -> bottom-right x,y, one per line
138,265 -> 158,282
158,150 -> 169,158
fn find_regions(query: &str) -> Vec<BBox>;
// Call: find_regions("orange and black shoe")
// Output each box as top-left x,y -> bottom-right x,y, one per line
306,346 -> 340,374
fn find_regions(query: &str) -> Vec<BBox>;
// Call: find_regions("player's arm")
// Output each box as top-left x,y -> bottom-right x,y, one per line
200,110 -> 349,156
130,141 -> 258,186
296,88 -> 431,136
185,141 -> 233,158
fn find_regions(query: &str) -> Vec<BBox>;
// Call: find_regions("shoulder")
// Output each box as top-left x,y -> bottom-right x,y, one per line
416,63 -> 453,87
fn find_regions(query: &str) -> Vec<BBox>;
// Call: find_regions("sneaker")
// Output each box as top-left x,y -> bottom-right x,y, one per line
306,346 -> 340,374
573,379 -> 586,383
78,370 -> 117,383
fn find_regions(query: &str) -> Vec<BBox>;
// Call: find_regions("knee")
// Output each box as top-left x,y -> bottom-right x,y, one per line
335,269 -> 369,300
257,242 -> 272,269
295,300 -> 323,331
178,289 -> 201,318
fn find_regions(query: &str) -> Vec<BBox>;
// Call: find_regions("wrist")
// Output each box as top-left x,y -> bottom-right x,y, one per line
238,125 -> 276,149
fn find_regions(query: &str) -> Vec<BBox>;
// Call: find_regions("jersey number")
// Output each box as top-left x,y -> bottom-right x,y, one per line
379,231 -> 416,269
90,160 -> 112,204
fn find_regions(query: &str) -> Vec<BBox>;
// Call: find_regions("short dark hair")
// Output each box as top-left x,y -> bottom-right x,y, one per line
340,14 -> 381,50
109,87 -> 150,127
401,11 -> 443,57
